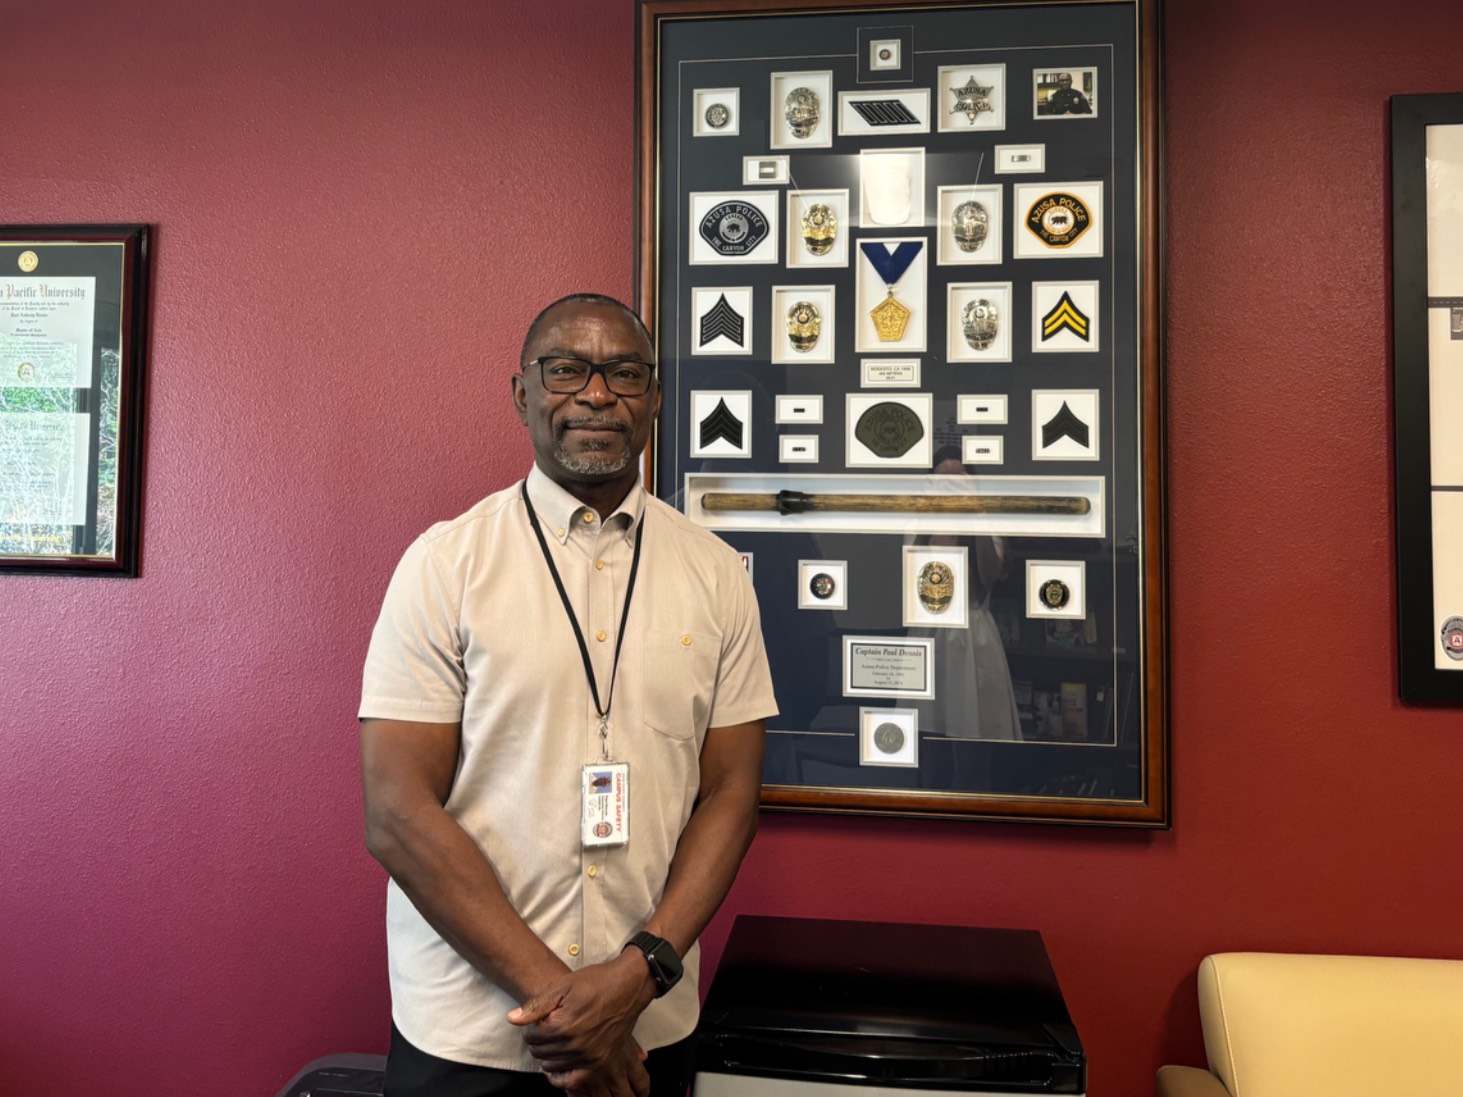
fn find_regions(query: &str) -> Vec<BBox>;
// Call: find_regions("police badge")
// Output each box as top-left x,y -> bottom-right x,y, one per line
961,298 -> 999,350
1039,578 -> 1071,610
918,562 -> 955,613
949,75 -> 994,124
786,301 -> 821,352
951,200 -> 990,252
800,203 -> 837,256
784,87 -> 821,138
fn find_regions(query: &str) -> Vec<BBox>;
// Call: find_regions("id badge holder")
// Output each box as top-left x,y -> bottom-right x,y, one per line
581,763 -> 630,847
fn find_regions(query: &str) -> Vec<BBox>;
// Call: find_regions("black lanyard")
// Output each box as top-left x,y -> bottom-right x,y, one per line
521,481 -> 645,757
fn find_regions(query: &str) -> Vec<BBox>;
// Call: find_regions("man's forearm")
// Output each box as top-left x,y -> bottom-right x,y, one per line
642,756 -> 761,957
367,798 -> 569,1003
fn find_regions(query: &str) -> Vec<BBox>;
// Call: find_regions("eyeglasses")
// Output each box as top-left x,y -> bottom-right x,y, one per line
527,355 -> 657,397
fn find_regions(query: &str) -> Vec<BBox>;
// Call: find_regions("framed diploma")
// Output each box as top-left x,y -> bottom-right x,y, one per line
1391,95 -> 1463,702
0,226 -> 151,576
637,0 -> 1167,824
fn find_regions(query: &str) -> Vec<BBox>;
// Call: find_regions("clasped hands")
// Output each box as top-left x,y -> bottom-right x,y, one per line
509,950 -> 657,1097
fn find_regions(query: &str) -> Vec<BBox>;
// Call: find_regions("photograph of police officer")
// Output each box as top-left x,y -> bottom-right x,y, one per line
1034,69 -> 1096,117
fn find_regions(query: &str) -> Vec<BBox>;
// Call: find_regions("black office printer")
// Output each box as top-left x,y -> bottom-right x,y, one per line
694,916 -> 1085,1095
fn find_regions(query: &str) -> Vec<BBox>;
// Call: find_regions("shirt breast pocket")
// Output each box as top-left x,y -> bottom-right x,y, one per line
641,627 -> 719,740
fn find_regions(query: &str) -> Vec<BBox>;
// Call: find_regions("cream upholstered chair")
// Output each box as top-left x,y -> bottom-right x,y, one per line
1156,951 -> 1463,1097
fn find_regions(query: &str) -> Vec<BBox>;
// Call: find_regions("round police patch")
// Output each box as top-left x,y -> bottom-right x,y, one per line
1026,192 -> 1092,248
699,201 -> 770,256
854,401 -> 924,458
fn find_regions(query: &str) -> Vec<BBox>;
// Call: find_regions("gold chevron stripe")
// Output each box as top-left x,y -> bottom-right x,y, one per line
1042,295 -> 1089,340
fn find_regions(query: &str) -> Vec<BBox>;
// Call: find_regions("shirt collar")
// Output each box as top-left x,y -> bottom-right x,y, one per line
525,464 -> 646,546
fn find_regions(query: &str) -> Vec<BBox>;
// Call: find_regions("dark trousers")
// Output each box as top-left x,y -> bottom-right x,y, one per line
386,1023 -> 696,1097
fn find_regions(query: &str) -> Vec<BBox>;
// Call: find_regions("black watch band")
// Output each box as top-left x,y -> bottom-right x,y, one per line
624,931 -> 683,997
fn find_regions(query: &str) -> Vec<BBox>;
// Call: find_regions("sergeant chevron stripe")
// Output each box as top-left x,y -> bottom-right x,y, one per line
699,293 -> 746,347
1041,291 -> 1090,341
699,398 -> 745,450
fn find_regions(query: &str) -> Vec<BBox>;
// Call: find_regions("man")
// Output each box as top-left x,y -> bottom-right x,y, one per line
359,294 -> 777,1097
1043,72 -> 1092,115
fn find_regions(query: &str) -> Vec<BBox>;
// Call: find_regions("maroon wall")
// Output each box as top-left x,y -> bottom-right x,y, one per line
2,2 -> 1459,1095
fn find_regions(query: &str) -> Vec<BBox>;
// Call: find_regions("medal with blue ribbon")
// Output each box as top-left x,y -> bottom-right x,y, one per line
860,241 -> 923,341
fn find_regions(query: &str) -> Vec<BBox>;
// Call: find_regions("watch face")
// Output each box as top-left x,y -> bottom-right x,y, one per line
631,932 -> 683,996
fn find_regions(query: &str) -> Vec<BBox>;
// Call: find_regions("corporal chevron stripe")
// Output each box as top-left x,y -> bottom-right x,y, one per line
699,293 -> 745,347
1041,291 -> 1090,341
850,99 -> 921,126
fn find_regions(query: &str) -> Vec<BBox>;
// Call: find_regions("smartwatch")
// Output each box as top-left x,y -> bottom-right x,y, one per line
624,931 -> 683,997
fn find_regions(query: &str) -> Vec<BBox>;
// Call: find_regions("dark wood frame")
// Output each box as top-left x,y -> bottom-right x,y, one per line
636,0 -> 1167,825
1391,94 -> 1463,703
0,224 -> 151,577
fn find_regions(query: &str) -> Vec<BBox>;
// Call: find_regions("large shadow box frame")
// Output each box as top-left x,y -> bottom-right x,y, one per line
1391,94 -> 1463,704
636,0 -> 1167,825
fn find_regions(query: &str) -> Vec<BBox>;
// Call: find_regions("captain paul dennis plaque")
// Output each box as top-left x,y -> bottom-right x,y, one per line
843,637 -> 934,699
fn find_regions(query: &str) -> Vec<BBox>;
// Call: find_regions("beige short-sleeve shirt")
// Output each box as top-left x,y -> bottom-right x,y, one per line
360,466 -> 777,1070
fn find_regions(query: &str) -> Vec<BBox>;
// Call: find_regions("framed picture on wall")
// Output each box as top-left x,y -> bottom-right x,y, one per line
1391,93 -> 1463,703
0,225 -> 151,577
636,0 -> 1167,825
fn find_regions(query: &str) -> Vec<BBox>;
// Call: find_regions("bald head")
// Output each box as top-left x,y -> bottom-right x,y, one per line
520,294 -> 653,370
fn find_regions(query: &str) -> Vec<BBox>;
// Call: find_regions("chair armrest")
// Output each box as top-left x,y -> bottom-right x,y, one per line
1156,1064 -> 1230,1097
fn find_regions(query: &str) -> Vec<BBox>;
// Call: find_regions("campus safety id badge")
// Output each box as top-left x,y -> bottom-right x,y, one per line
581,763 -> 630,847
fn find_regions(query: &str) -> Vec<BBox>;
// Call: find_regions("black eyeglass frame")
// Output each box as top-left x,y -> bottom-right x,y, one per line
525,354 -> 658,397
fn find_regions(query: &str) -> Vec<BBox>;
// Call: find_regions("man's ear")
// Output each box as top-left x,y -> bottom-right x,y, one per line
511,373 -> 528,423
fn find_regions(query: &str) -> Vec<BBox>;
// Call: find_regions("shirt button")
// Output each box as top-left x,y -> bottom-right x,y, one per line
583,512 -> 594,524
556,528 -> 565,538
568,944 -> 581,957
587,865 -> 598,878
680,634 -> 692,646
595,559 -> 605,571
596,629 -> 607,642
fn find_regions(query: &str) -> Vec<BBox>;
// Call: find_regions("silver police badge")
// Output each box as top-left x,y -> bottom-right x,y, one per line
950,76 -> 994,124
786,301 -> 822,353
800,202 -> 837,255
951,200 -> 989,252
961,298 -> 999,351
918,562 -> 954,613
784,87 -> 821,139
704,103 -> 730,129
